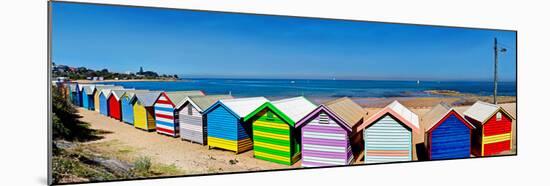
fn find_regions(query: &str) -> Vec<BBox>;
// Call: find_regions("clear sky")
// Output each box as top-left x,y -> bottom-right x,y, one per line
52,2 -> 517,81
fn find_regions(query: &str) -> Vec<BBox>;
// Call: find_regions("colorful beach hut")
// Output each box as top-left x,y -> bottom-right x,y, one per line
463,101 -> 514,156
295,97 -> 366,167
359,100 -> 420,164
98,87 -> 124,116
81,85 -> 96,110
108,89 -> 134,121
154,91 -> 206,137
203,97 -> 269,153
243,96 -> 317,165
178,95 -> 234,144
421,103 -> 475,160
132,91 -> 163,131
69,83 -> 78,105
120,90 -> 149,125
94,85 -> 120,113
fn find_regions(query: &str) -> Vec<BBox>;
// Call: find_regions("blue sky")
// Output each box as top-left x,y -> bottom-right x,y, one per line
52,2 -> 517,81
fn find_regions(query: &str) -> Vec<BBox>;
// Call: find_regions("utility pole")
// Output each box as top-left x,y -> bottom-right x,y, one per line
493,38 -> 498,104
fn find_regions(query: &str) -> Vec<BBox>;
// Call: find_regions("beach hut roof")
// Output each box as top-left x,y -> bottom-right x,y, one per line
421,103 -> 475,132
83,85 -> 96,95
324,97 -> 365,128
99,86 -> 125,98
164,91 -> 205,107
69,84 -> 77,92
243,96 -> 317,126
182,95 -> 234,112
215,97 -> 269,118
110,89 -> 135,100
133,91 -> 163,107
272,97 -> 318,122
359,100 -> 420,133
121,90 -> 150,99
463,101 -> 515,124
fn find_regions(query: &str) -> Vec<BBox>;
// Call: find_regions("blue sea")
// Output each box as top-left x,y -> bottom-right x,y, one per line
99,78 -> 516,99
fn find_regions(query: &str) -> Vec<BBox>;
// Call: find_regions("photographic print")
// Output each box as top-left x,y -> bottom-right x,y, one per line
49,1 -> 517,184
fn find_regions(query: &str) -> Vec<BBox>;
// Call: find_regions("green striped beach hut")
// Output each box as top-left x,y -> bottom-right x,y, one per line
243,96 -> 317,165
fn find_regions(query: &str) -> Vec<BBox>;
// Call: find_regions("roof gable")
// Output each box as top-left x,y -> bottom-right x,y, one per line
359,100 -> 420,133
204,97 -> 269,118
324,97 -> 365,128
132,91 -> 162,107
463,101 -> 515,124
164,91 -> 206,108
295,105 -> 353,132
183,95 -> 234,112
422,103 -> 475,132
243,96 -> 317,126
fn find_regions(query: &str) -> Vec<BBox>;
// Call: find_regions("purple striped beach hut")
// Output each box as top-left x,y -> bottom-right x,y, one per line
295,97 -> 366,167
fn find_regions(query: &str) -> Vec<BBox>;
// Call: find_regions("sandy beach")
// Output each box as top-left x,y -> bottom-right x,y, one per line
75,101 -> 516,176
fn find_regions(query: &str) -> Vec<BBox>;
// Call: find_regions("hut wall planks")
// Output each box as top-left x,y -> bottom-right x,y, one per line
480,111 -> 512,156
301,112 -> 353,167
108,95 -> 122,121
94,92 -> 101,112
251,109 -> 297,165
154,94 -> 179,137
121,95 -> 134,124
179,103 -> 206,144
207,105 -> 243,152
428,113 -> 472,160
364,114 -> 412,164
99,93 -> 109,116
133,101 -> 156,131
81,89 -> 93,110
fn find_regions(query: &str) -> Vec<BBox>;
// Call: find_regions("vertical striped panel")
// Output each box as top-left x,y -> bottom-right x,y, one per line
154,94 -> 178,137
364,115 -> 412,164
179,104 -> 205,144
301,113 -> 352,167
121,96 -> 134,125
82,90 -> 90,109
207,105 -> 240,152
252,110 -> 295,165
429,114 -> 471,160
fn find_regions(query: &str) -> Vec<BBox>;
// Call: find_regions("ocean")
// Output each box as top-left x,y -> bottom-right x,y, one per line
99,78 -> 517,99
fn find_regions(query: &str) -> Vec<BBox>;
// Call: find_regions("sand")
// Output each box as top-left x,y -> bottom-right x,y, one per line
77,108 -> 296,176
76,101 -> 516,175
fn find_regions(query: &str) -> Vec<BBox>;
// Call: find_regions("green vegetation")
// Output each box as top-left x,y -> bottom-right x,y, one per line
52,62 -> 179,80
51,87 -> 182,184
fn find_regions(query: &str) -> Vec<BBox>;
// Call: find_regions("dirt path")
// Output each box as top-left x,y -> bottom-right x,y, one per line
77,108 -> 296,176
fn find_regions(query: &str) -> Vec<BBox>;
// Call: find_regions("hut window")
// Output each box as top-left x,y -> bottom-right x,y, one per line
188,106 -> 193,116
496,112 -> 502,121
319,113 -> 329,124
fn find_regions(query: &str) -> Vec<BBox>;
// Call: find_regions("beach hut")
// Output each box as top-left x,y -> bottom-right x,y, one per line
108,89 -> 134,121
178,95 -> 234,144
359,100 -> 420,164
154,91 -> 206,137
295,97 -> 366,167
120,90 -> 149,125
463,101 -> 514,156
95,86 -> 122,114
203,97 -> 269,153
69,83 -> 78,105
81,85 -> 96,110
421,103 -> 475,160
132,91 -> 163,131
243,97 -> 317,165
